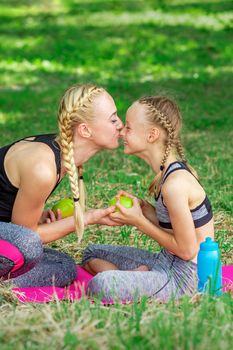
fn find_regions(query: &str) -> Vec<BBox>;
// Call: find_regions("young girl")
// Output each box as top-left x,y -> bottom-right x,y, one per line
0,84 -> 123,288
82,95 -> 214,302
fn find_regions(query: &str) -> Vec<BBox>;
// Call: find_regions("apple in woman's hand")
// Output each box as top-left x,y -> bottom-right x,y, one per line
52,198 -> 74,218
109,195 -> 133,211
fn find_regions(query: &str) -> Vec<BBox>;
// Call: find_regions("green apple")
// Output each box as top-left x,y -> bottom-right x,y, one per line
52,198 -> 74,218
109,195 -> 133,211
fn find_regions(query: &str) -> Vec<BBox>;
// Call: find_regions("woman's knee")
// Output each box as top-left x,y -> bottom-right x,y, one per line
19,231 -> 43,266
61,253 -> 77,284
12,250 -> 77,288
48,250 -> 77,287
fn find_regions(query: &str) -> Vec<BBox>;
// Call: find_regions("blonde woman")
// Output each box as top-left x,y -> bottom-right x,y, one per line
0,84 -> 123,288
82,95 -> 214,302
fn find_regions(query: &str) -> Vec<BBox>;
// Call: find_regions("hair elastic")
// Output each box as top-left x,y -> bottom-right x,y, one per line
73,197 -> 80,202
79,176 -> 83,180
160,165 -> 164,171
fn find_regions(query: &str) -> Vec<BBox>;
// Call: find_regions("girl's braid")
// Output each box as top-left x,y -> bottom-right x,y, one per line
152,107 -> 175,170
175,138 -> 187,164
139,95 -> 198,194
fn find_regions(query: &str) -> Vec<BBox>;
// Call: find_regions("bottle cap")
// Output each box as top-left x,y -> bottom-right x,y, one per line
199,236 -> 219,251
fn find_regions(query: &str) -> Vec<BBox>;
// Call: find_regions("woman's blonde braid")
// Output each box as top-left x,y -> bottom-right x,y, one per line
59,108 -> 84,243
78,165 -> 85,212
58,84 -> 106,242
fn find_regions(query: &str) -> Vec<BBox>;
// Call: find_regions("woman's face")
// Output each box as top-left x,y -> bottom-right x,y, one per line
121,102 -> 149,155
89,92 -> 123,149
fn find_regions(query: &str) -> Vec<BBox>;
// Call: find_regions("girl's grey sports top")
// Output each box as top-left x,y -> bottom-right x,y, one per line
155,162 -> 213,229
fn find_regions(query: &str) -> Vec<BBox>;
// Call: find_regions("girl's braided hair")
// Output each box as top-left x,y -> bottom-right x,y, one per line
138,95 -> 197,195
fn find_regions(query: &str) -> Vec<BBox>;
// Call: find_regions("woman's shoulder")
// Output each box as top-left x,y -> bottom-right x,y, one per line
10,142 -> 58,188
21,143 -> 57,174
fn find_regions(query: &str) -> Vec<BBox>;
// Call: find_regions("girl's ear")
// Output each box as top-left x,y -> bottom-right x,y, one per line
147,127 -> 160,143
76,123 -> 92,138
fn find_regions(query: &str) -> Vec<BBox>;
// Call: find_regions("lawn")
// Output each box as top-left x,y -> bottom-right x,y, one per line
0,0 -> 233,349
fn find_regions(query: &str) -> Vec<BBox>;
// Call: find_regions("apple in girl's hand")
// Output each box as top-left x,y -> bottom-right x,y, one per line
52,198 -> 74,218
109,195 -> 133,211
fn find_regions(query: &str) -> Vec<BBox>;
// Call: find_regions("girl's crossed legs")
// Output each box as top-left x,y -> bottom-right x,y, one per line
82,244 -> 197,302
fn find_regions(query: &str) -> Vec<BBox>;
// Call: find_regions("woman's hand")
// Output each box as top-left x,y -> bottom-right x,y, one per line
84,207 -> 122,226
38,209 -> 62,224
110,191 -> 144,226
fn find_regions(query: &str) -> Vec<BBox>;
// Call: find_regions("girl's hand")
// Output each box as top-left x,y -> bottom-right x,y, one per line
85,207 -> 122,226
110,193 -> 144,226
38,209 -> 62,224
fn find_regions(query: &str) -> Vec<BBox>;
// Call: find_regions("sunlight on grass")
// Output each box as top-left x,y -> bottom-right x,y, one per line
0,58 -> 232,88
0,111 -> 23,125
53,10 -> 233,31
1,4 -> 232,31
0,59 -> 65,73
0,36 -> 43,50
0,0 -> 64,16
0,1 -> 232,348
0,112 -> 6,124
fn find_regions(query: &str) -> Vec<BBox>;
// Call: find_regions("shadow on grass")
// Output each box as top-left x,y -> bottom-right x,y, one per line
0,0 -> 232,81
0,71 -> 232,141
0,0 -> 232,194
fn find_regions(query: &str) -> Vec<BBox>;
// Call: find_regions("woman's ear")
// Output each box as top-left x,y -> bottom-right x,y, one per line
147,127 -> 160,143
76,123 -> 92,138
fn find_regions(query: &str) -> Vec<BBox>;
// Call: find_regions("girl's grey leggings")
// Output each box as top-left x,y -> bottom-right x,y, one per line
82,244 -> 198,302
0,221 -> 77,288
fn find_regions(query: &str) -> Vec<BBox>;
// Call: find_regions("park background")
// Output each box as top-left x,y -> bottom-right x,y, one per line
0,0 -> 232,349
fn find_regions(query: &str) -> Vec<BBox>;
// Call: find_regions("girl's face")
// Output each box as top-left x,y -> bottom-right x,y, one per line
88,92 -> 123,149
121,102 -> 149,155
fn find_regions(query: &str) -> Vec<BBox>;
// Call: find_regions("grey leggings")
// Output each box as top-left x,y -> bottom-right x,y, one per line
82,244 -> 198,302
0,222 -> 77,288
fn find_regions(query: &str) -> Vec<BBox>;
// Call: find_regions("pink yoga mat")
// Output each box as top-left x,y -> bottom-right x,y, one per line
222,265 -> 233,293
12,265 -> 233,304
12,266 -> 93,303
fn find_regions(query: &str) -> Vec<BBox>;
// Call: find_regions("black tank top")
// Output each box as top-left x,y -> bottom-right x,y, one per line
0,134 -> 61,222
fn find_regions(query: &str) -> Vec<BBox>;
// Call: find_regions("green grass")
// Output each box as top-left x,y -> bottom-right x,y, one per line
0,0 -> 233,349
0,290 -> 233,350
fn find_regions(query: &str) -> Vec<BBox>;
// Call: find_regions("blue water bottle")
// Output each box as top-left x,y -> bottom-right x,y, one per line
197,237 -> 222,296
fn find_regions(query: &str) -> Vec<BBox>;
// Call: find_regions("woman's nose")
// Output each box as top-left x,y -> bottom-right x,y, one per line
117,118 -> 124,130
120,126 -> 126,137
